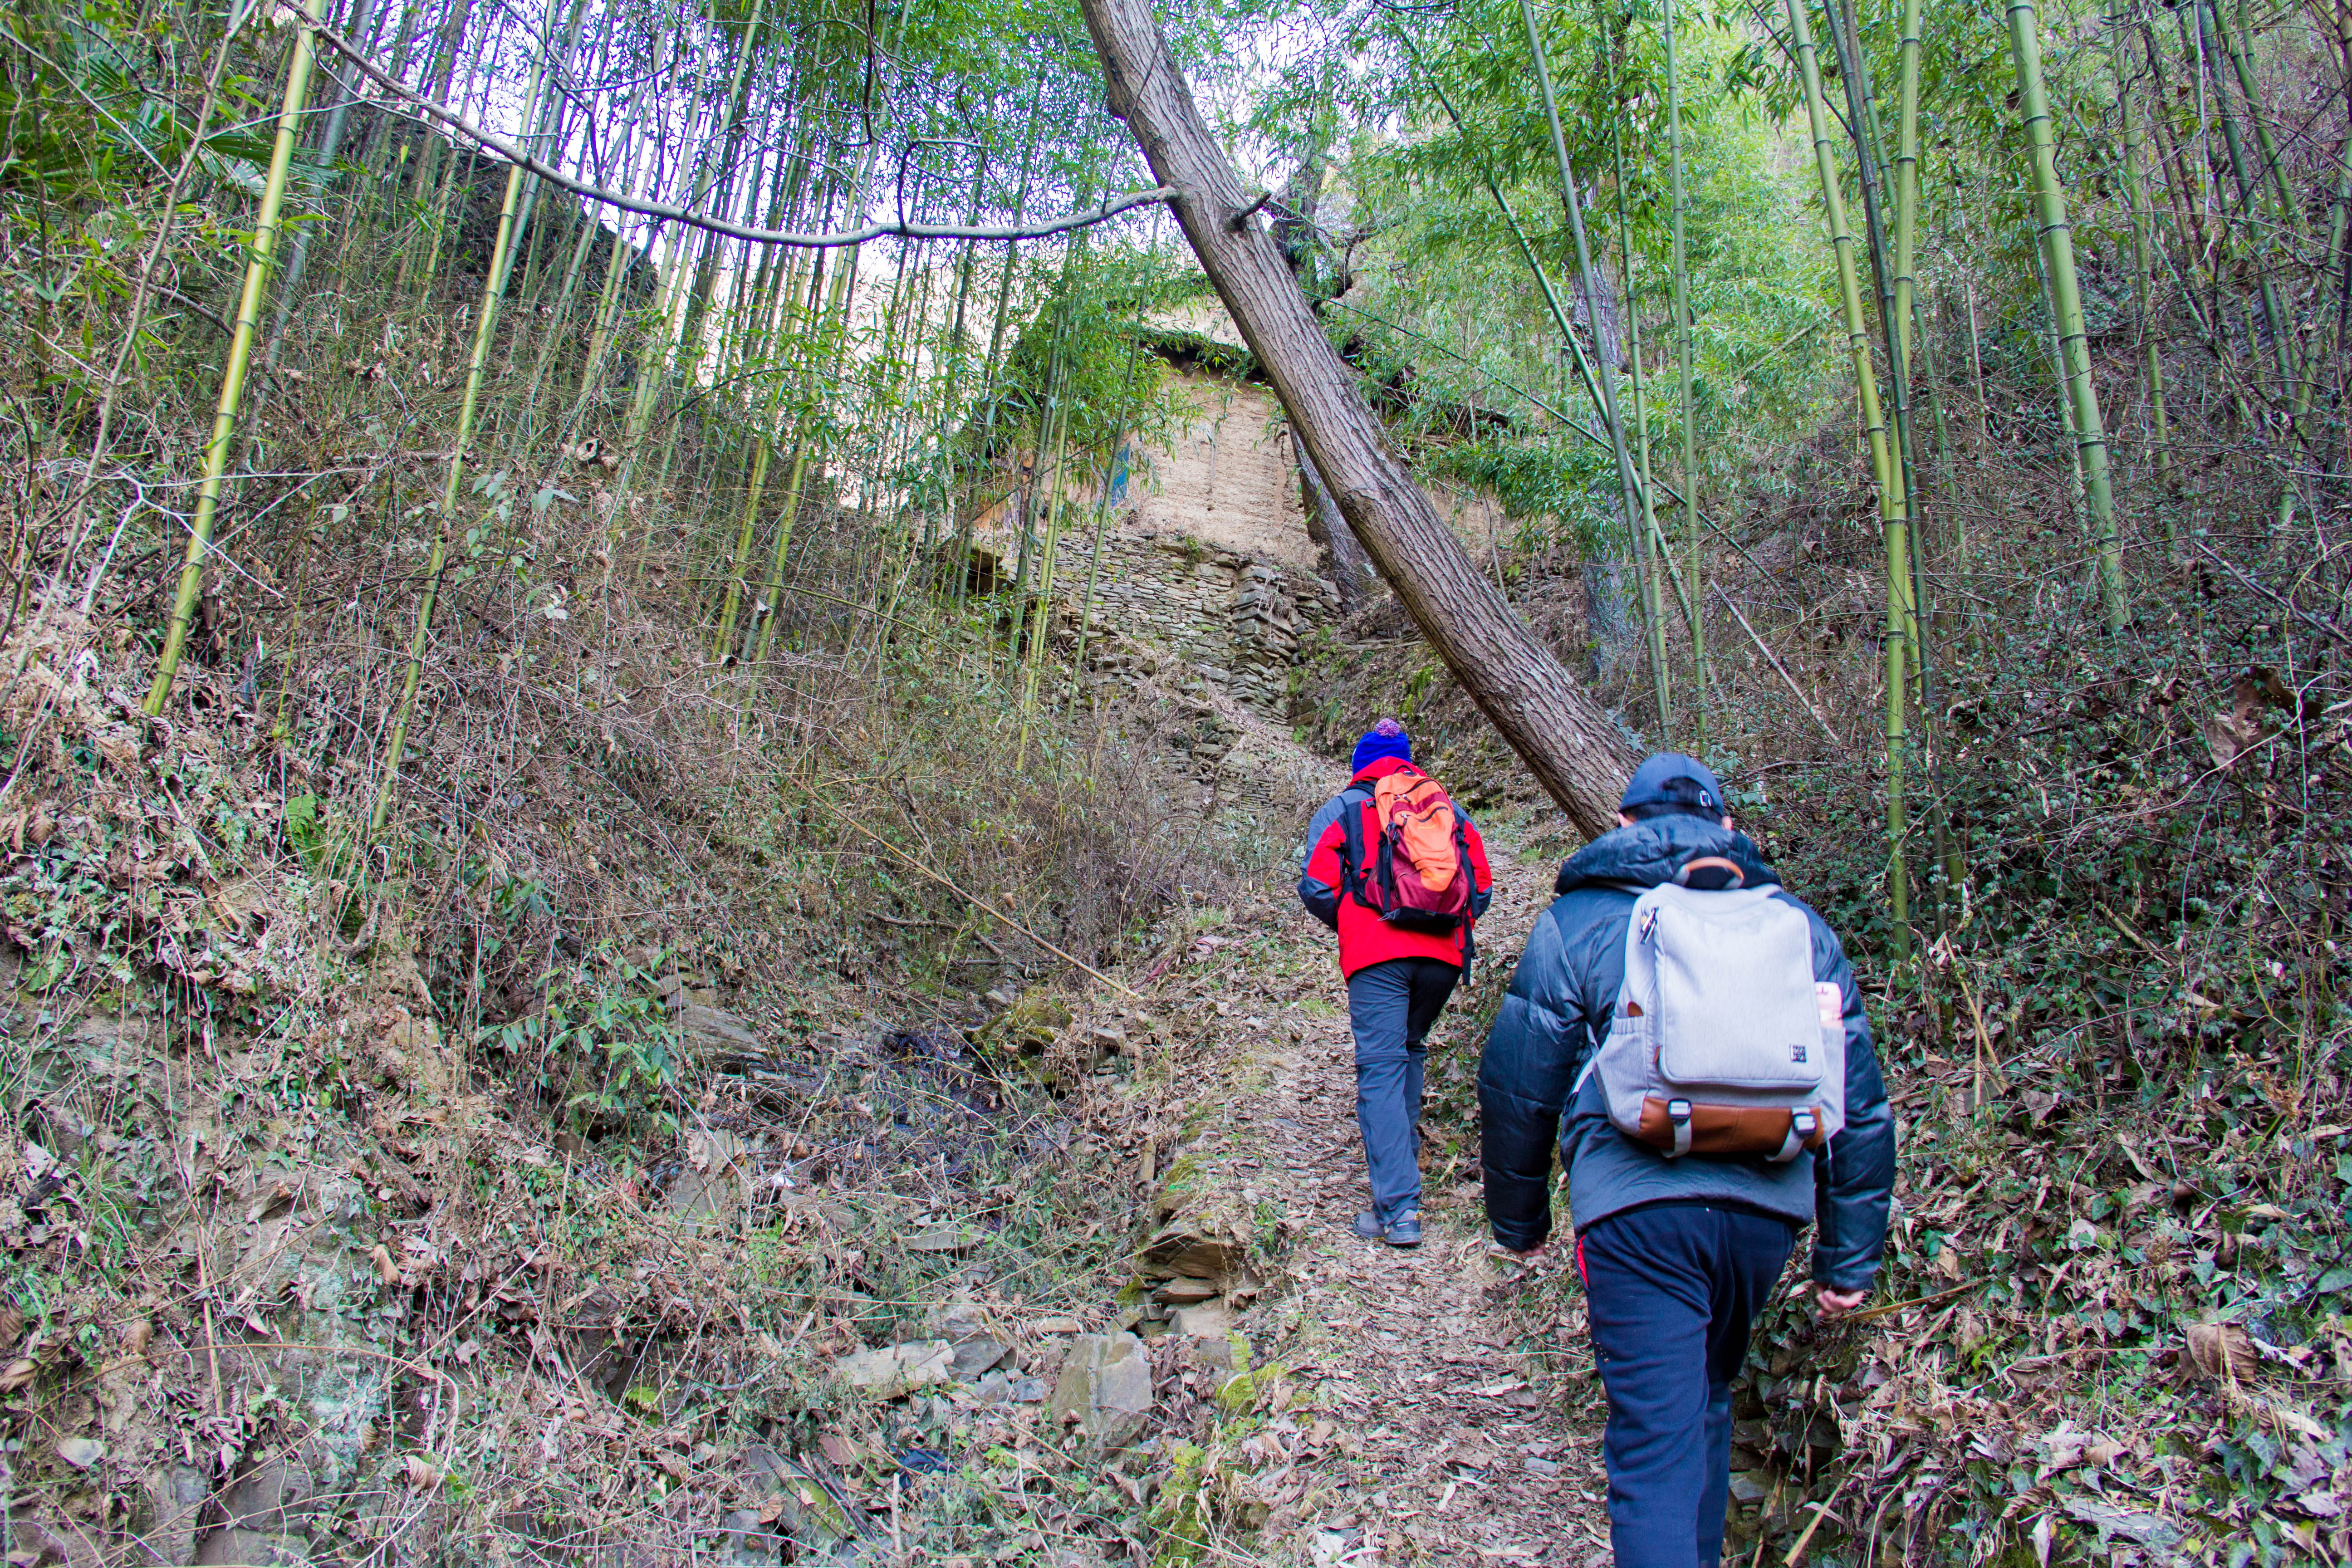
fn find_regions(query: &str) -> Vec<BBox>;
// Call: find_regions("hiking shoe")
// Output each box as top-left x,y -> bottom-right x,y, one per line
1353,1208 -> 1423,1247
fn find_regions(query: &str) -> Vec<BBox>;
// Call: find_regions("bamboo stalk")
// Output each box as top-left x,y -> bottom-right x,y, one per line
405,7 -> 489,297
2134,14 -> 2230,344
1914,309 -> 1964,614
385,0 -> 462,231
1660,0 -> 1705,740
486,0 -> 590,440
861,231 -> 943,654
517,103 -> 622,436
2218,0 -> 2306,250
353,0 -> 422,181
1784,0 -> 1910,949
1824,0 -> 1922,632
612,22 -> 757,505
1827,0 -> 1948,934
730,104 -> 883,624
2007,0 -> 2128,632
259,0 -> 377,372
1892,0 -> 1922,377
2191,0 -> 2295,398
753,223 -> 862,665
1012,256 -> 1080,614
716,230 -> 826,659
1015,420 -> 1074,769
569,219 -> 640,435
1515,0 -> 1668,739
750,442 -> 814,662
2027,236 -> 2097,570
1016,250 -> 1087,766
713,437 -> 776,657
144,0 -> 329,715
2118,53 -> 2178,531
1598,1 -> 1673,732
509,11 -> 620,441
954,72 -> 1048,610
369,24 -> 559,831
1070,421 -> 1132,708
926,155 -> 987,562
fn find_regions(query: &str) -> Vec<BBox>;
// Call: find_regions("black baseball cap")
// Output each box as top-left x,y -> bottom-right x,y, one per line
1620,752 -> 1725,817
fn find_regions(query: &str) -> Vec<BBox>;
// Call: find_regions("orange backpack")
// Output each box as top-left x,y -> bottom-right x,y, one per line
1341,771 -> 1473,931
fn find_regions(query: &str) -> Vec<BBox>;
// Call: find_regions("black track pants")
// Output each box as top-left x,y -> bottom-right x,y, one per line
1578,1200 -> 1798,1568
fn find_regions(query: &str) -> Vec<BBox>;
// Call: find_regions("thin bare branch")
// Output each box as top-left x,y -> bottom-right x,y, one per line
312,20 -> 1176,250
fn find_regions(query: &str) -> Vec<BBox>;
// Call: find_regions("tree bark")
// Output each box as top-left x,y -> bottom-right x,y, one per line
1079,0 -> 1633,834
1271,110 -> 1377,614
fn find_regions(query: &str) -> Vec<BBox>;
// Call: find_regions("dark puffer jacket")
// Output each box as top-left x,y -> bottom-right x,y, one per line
1477,814 -> 1895,1292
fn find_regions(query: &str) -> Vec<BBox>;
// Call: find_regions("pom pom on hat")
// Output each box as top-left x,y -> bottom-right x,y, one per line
1351,717 -> 1413,773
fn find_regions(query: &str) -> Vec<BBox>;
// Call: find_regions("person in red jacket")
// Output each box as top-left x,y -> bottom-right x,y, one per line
1298,718 -> 1494,1246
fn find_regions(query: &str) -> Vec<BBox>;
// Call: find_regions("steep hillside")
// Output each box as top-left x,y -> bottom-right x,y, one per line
8,0 -> 2352,1561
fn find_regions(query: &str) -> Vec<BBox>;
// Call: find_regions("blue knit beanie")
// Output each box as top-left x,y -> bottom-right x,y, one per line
1351,717 -> 1413,773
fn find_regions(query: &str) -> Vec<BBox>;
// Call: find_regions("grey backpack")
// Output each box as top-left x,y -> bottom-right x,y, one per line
1577,858 -> 1846,1162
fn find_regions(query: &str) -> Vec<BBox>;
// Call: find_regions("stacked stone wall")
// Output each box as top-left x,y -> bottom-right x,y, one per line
1065,524 -> 1340,713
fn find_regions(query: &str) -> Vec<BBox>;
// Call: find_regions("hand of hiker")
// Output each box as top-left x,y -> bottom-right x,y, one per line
1815,1287 -> 1866,1319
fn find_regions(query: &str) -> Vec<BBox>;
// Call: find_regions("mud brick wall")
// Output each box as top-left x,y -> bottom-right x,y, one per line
965,360 -> 1494,715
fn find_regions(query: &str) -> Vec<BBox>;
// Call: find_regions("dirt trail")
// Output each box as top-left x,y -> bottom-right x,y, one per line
1163,709 -> 1613,1566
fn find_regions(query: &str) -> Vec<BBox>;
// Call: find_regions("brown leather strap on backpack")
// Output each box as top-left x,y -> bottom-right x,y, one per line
1672,856 -> 1746,889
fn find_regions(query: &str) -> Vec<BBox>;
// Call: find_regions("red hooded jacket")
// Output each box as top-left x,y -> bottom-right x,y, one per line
1297,757 -> 1494,977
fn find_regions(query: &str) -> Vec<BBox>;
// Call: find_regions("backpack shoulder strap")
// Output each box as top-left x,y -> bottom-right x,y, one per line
1580,882 -> 1666,1099
1336,785 -> 1381,910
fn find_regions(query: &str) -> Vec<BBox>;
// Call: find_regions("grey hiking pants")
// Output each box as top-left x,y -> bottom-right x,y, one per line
1345,956 -> 1461,1217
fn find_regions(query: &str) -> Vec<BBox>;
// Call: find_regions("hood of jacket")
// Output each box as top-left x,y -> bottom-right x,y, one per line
1350,756 -> 1426,788
1556,813 -> 1780,896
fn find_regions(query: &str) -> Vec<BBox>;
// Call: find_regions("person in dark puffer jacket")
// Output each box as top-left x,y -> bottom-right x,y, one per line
1479,753 -> 1894,1568
1299,718 -> 1494,1248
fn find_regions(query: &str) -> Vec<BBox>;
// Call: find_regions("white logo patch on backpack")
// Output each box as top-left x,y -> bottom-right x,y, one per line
1577,858 -> 1847,1162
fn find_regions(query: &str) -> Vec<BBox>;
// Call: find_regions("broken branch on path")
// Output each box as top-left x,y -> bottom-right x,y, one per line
309,21 -> 1177,251
1838,1280 -> 1975,1324
1781,1467 -> 1856,1566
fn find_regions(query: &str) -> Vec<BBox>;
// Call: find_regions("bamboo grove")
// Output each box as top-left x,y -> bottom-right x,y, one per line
1284,0 -> 2352,959
4,0 -> 1192,850
4,0 -> 2350,949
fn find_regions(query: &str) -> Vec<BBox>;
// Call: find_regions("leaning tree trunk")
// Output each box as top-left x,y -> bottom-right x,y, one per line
1079,0 -> 1635,834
